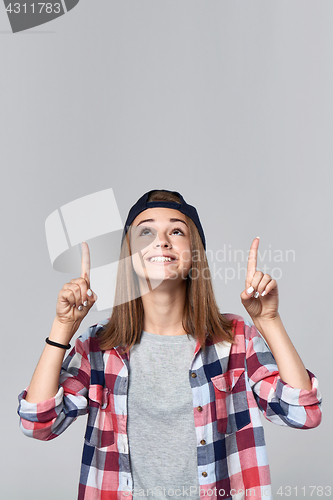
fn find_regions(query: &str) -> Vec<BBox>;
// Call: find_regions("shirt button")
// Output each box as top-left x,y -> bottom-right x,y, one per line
202,471 -> 208,477
200,439 -> 206,445
197,406 -> 203,412
191,372 -> 197,378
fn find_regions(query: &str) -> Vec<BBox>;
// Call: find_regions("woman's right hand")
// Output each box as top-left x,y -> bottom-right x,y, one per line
55,242 -> 97,340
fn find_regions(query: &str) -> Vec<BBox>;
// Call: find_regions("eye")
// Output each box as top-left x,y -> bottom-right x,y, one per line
171,227 -> 185,236
139,226 -> 153,236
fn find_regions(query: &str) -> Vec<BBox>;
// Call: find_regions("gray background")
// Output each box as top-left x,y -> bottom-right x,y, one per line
1,1 -> 332,498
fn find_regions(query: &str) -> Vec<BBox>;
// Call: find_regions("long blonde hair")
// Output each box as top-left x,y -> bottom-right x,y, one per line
97,190 -> 234,351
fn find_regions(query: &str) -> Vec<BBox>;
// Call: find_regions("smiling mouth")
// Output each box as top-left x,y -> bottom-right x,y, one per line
147,256 -> 177,263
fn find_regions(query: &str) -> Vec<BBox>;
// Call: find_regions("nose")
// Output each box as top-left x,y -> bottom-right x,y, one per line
154,232 -> 172,248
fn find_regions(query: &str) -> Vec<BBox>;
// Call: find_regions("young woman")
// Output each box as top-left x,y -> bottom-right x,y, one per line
18,189 -> 322,500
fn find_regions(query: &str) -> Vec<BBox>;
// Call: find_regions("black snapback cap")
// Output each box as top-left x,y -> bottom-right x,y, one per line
122,189 -> 206,250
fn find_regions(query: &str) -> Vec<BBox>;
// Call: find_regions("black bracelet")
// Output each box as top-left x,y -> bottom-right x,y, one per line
45,337 -> 71,350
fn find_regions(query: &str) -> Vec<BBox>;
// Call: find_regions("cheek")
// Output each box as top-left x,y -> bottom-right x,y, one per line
179,246 -> 192,266
131,254 -> 144,275
131,239 -> 156,255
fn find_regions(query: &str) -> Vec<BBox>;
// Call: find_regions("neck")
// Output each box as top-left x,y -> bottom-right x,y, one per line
140,280 -> 187,336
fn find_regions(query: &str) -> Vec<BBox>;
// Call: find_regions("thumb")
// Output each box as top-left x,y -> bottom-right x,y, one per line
86,288 -> 98,308
241,285 -> 255,301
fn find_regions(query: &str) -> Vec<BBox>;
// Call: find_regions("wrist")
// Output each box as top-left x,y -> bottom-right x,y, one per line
252,313 -> 284,339
49,317 -> 78,345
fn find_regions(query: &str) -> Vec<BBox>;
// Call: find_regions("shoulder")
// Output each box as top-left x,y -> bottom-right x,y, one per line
222,313 -> 262,342
221,312 -> 248,332
75,317 -> 110,353
222,312 -> 245,324
79,317 -> 110,340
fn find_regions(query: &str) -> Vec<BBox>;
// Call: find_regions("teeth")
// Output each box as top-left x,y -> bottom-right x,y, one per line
150,256 -> 173,262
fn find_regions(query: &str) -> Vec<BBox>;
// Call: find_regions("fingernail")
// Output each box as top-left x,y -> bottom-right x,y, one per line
254,291 -> 259,298
256,236 -> 260,240
83,301 -> 88,307
87,289 -> 93,297
247,286 -> 254,294
261,291 -> 266,296
78,305 -> 83,311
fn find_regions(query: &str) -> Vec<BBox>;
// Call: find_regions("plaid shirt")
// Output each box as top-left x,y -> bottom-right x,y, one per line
18,314 -> 322,500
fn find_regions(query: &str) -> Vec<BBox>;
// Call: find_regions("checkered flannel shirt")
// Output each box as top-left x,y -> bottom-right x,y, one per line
18,314 -> 322,500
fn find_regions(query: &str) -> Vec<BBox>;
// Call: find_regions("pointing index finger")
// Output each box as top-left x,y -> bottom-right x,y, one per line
246,237 -> 259,287
81,241 -> 90,284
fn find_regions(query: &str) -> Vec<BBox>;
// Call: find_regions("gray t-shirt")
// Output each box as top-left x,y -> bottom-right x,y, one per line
127,330 -> 200,499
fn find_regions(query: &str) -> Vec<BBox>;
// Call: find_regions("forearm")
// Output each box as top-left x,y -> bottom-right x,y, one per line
25,318 -> 78,403
252,313 -> 312,391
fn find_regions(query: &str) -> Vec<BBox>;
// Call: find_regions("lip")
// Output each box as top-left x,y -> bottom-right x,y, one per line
145,254 -> 178,263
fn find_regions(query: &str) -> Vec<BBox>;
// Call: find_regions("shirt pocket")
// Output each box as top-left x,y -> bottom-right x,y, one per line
211,368 -> 251,435
85,384 -> 115,448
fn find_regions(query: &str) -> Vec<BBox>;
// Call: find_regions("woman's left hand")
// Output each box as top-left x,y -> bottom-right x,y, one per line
240,237 -> 279,321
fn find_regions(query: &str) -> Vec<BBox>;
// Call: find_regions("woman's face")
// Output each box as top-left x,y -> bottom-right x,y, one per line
130,207 -> 192,286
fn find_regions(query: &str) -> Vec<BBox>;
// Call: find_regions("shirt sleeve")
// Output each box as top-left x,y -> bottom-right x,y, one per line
17,326 -> 94,441
244,319 -> 322,429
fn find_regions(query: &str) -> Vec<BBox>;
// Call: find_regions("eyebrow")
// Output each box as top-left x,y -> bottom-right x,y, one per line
136,218 -> 188,227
